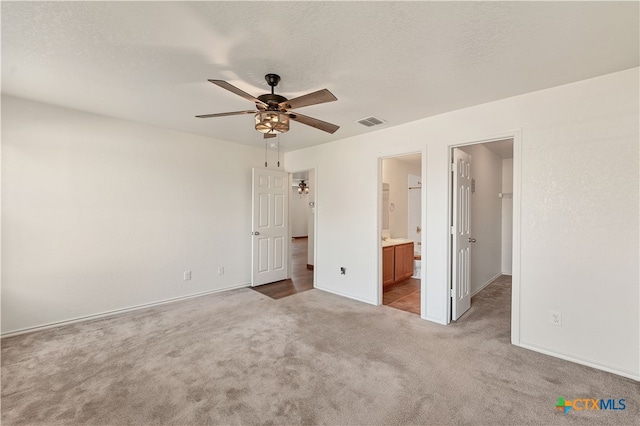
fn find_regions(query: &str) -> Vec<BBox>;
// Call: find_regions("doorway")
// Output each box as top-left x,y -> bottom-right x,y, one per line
289,170 -> 315,290
449,138 -> 514,322
380,154 -> 423,315
252,169 -> 315,300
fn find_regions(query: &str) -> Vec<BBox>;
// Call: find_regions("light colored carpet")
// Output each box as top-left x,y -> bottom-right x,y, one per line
2,277 -> 639,425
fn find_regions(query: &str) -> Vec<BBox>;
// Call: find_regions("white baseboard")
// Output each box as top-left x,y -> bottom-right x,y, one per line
1,283 -> 250,338
471,272 -> 502,297
314,285 -> 376,306
517,341 -> 640,382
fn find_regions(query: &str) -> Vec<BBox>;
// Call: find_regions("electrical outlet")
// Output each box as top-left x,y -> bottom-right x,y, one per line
217,267 -> 224,275
340,267 -> 346,275
184,270 -> 191,281
550,311 -> 562,326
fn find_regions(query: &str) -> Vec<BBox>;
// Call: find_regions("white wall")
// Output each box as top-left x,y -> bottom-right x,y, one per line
1,95 -> 265,334
381,157 -> 421,239
501,159 -> 514,274
286,68 -> 639,379
290,187 -> 309,238
459,144 -> 503,295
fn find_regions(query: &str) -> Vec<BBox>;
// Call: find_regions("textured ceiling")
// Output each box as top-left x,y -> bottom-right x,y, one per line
2,1 -> 638,152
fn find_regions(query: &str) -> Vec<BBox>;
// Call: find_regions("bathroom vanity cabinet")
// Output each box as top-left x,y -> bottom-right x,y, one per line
382,241 -> 414,287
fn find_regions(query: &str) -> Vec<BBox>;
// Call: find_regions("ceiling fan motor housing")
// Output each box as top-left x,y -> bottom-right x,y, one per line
260,74 -> 287,109
257,93 -> 288,109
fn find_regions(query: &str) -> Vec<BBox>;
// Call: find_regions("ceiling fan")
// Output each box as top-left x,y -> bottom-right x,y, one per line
196,73 -> 339,138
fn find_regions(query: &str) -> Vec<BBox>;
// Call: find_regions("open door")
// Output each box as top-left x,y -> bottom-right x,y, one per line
451,148 -> 472,320
251,168 -> 288,286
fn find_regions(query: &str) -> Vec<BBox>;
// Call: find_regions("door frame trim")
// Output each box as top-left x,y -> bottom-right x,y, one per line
446,130 -> 521,345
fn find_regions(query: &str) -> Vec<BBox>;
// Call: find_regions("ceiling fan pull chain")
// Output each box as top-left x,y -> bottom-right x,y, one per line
264,138 -> 268,168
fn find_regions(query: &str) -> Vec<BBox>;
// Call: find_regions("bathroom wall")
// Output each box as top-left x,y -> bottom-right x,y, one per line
381,157 -> 421,239
407,174 -> 422,247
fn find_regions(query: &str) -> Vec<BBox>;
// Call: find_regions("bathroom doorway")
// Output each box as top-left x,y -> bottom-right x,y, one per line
380,154 -> 423,315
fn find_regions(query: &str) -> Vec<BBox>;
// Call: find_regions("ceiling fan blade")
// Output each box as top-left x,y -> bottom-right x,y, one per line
279,89 -> 337,110
287,112 -> 340,134
195,110 -> 256,118
264,133 -> 277,139
208,80 -> 268,108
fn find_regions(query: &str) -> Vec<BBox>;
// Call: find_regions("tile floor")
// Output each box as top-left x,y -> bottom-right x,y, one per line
383,278 -> 420,315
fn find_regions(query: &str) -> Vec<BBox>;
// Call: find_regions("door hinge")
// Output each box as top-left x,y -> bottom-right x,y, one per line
451,162 -> 456,172
450,288 -> 455,297
450,226 -> 454,234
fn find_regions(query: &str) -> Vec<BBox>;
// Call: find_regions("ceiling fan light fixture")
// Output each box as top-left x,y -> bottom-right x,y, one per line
255,111 -> 289,133
298,180 -> 309,194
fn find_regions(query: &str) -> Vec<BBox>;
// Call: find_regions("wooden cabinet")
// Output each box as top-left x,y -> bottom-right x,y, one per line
382,246 -> 395,286
383,242 -> 414,287
394,243 -> 414,282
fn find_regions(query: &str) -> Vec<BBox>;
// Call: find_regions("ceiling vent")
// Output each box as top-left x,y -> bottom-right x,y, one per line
356,116 -> 385,127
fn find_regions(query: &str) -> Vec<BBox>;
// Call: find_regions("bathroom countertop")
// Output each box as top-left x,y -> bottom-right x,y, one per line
382,238 -> 413,248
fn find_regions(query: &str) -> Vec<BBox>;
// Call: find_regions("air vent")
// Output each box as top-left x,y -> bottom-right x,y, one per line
357,116 -> 386,127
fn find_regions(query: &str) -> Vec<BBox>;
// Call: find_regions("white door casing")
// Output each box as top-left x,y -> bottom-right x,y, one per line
452,148 -> 472,320
252,168 -> 288,286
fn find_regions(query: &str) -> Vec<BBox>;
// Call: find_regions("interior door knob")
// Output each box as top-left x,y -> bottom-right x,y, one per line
251,231 -> 260,235
468,238 -> 476,243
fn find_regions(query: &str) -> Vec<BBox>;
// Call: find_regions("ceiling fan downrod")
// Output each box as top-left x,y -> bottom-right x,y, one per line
265,73 -> 281,94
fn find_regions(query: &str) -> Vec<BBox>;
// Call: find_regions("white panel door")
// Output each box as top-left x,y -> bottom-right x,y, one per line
452,148 -> 472,320
252,168 -> 288,286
